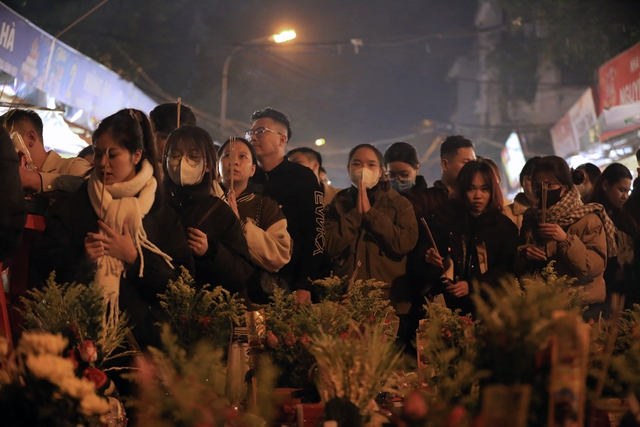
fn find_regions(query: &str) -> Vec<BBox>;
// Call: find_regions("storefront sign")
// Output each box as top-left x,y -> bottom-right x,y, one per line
0,3 -> 156,120
550,88 -> 597,157
599,42 -> 640,110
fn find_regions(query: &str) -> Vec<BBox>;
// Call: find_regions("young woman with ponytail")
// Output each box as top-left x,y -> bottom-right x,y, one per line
516,156 -> 617,319
36,109 -> 193,349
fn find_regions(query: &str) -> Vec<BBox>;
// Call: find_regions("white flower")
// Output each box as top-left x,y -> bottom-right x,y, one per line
18,332 -> 68,356
25,354 -> 75,385
79,393 -> 111,415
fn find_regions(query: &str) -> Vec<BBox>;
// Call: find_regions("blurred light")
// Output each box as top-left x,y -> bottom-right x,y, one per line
273,29 -> 296,43
315,138 -> 325,146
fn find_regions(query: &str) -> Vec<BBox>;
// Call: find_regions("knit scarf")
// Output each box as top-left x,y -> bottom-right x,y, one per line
524,186 -> 618,258
88,160 -> 173,328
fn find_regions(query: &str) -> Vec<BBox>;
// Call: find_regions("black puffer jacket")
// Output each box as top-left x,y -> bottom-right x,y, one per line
427,201 -> 519,316
167,179 -> 254,294
35,182 -> 194,349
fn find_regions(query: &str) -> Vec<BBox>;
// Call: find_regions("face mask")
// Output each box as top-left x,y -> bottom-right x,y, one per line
535,187 -> 563,208
349,167 -> 379,190
167,157 -> 205,186
390,179 -> 414,194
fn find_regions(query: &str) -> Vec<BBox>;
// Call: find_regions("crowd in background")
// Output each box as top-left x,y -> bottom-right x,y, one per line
1,104 -> 639,352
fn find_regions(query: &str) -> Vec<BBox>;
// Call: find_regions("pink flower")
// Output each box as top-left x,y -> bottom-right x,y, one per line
300,333 -> 311,348
404,390 -> 429,420
83,366 -> 108,390
283,332 -> 296,347
266,332 -> 279,348
446,405 -> 467,427
339,331 -> 348,340
441,327 -> 452,339
368,314 -> 376,323
79,340 -> 98,363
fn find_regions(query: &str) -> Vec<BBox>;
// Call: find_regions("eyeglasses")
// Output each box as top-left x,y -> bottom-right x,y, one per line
245,127 -> 283,140
388,172 -> 413,182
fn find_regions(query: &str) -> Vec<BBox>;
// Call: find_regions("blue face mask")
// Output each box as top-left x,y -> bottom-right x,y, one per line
390,179 -> 414,193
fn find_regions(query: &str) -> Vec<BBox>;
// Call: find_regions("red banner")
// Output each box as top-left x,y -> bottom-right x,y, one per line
599,42 -> 640,111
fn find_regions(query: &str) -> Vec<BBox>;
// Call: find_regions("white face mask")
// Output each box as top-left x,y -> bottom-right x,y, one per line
167,156 -> 205,186
349,167 -> 379,189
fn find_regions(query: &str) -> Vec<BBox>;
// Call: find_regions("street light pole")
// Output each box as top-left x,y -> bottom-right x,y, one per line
219,29 -> 296,135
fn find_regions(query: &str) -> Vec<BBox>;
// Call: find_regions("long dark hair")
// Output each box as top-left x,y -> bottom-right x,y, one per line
455,160 -> 503,213
163,125 -> 217,192
93,108 -> 159,178
590,163 -> 637,237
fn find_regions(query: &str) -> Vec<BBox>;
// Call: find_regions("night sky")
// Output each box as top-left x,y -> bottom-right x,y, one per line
8,0 -> 478,186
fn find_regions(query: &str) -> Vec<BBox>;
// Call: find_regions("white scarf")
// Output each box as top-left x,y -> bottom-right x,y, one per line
88,160 -> 173,327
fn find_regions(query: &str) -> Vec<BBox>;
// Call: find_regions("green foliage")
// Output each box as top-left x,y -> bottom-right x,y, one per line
419,302 -> 486,405
134,325 -> 271,427
595,304 -> 640,398
158,267 -> 246,352
19,273 -> 130,368
258,276 -> 397,390
309,321 -> 404,414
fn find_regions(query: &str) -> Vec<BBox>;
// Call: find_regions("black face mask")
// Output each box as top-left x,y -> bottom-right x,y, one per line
535,187 -> 563,209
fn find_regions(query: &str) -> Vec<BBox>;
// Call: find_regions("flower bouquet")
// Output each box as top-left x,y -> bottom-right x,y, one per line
158,268 -> 247,352
308,321 -> 404,423
20,273 -> 132,369
257,275 -> 397,394
133,324 -> 273,427
0,332 -> 111,427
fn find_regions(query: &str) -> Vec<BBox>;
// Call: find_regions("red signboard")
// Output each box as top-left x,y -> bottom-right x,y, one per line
599,42 -> 640,111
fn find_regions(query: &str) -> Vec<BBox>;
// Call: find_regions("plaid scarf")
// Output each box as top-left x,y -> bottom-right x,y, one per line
524,186 -> 617,258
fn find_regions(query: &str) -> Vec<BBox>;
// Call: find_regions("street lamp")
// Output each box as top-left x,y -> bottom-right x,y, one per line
220,29 -> 296,133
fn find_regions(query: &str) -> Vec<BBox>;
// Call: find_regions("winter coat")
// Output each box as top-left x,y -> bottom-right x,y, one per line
504,192 -> 535,231
428,202 -> 519,316
324,183 -> 418,314
517,213 -> 607,303
403,176 -> 450,296
167,180 -> 254,294
220,182 -> 291,273
35,182 -> 194,349
0,127 -> 26,262
252,159 -> 325,291
37,150 -> 91,193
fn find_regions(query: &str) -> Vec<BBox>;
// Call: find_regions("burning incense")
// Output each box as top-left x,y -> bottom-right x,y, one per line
176,97 -> 181,129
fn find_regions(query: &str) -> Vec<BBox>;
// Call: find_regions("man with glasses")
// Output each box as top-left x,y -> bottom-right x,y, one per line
247,107 -> 325,303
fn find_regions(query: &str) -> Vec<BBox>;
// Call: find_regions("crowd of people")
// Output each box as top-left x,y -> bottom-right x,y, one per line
1,104 -> 639,351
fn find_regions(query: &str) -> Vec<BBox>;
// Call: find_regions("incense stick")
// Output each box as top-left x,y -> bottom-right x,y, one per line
541,182 -> 548,224
421,217 -> 447,275
229,136 -> 236,195
176,97 -> 181,129
98,148 -> 109,221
